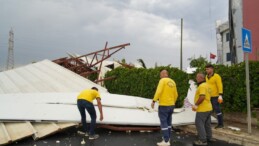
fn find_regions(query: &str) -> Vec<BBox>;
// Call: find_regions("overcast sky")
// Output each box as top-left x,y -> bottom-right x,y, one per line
0,0 -> 228,70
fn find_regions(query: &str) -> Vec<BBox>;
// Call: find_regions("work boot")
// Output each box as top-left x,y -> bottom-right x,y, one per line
157,139 -> 170,146
89,134 -> 99,140
193,140 -> 207,145
77,131 -> 89,136
214,125 -> 224,129
207,138 -> 216,142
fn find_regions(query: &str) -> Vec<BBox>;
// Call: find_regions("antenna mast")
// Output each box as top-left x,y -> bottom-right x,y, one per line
6,28 -> 14,70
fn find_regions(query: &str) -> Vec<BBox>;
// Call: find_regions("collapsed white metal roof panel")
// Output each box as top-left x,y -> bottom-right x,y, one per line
0,59 -> 107,145
0,93 -> 199,126
0,59 -> 107,94
0,122 -> 11,145
0,92 -> 217,125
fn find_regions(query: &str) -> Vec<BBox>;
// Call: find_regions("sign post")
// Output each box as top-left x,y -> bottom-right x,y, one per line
242,27 -> 252,134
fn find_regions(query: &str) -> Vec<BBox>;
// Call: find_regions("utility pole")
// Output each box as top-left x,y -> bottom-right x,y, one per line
6,28 -> 14,70
180,18 -> 183,70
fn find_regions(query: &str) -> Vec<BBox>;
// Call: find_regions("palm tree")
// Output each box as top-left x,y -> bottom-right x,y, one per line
189,56 -> 208,68
137,59 -> 147,69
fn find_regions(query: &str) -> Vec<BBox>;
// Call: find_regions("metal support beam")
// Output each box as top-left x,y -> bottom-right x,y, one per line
53,42 -> 130,82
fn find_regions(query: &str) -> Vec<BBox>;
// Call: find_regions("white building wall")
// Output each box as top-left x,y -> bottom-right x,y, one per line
216,21 -> 231,66
216,21 -> 223,64
222,30 -> 231,66
216,0 -> 243,65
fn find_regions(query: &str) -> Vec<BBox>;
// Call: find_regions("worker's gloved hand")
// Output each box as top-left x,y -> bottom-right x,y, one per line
218,95 -> 223,104
192,105 -> 198,111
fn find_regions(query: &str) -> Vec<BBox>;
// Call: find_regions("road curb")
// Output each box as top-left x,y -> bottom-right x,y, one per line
179,125 -> 259,146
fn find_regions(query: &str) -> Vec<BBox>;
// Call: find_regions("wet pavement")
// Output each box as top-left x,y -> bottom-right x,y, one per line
9,127 -> 241,146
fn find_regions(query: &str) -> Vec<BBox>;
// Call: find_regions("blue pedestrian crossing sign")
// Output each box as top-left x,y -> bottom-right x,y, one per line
242,28 -> 252,53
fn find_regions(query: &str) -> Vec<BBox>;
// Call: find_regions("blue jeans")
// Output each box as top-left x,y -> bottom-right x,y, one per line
77,99 -> 97,135
211,97 -> 223,126
158,106 -> 175,142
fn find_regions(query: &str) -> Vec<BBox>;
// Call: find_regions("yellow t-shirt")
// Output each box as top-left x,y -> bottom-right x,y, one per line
153,78 -> 178,106
206,73 -> 223,97
77,89 -> 101,103
194,82 -> 212,112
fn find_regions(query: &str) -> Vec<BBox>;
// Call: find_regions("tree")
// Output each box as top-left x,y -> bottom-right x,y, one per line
137,59 -> 147,69
121,58 -> 126,64
189,56 -> 208,68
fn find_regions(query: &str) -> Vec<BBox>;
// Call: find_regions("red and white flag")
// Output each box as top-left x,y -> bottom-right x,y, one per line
210,53 -> 216,59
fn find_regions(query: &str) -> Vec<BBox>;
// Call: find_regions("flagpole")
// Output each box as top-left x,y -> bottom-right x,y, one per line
209,53 -> 211,63
180,18 -> 183,70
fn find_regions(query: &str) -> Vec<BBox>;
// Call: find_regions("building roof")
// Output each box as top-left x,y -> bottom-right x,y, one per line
0,59 -> 107,94
0,59 -> 107,145
216,21 -> 229,33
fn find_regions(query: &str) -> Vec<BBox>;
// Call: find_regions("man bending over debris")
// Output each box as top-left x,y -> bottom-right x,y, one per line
77,87 -> 103,140
151,69 -> 178,146
192,73 -> 214,145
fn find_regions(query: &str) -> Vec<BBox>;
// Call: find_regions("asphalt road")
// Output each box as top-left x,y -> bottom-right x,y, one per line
9,127 -> 241,146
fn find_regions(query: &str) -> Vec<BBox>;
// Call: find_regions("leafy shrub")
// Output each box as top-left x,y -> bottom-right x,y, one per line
104,67 -> 189,108
104,61 -> 259,112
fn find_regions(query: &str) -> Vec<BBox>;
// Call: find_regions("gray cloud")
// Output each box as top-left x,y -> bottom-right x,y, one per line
0,0 -> 228,70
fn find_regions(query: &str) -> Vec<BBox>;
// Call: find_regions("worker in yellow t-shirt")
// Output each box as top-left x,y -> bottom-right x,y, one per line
77,87 -> 103,140
192,73 -> 213,145
151,69 -> 178,146
205,64 -> 224,129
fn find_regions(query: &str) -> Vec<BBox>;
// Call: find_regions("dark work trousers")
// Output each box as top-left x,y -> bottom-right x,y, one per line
77,99 -> 97,135
211,97 -> 224,126
158,106 -> 175,142
195,111 -> 212,142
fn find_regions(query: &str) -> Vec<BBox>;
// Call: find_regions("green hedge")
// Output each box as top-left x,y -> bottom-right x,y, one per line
104,61 -> 259,112
191,61 -> 259,112
223,62 -> 259,112
104,67 -> 189,108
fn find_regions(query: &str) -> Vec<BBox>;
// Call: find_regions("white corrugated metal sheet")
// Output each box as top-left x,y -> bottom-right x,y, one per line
0,59 -> 106,145
0,92 -> 205,126
0,59 -> 107,94
0,122 -> 11,145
